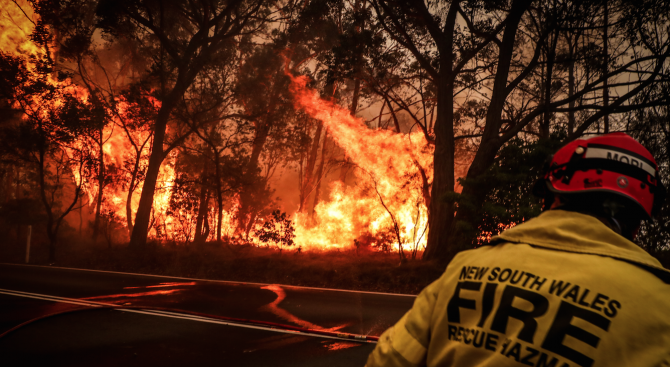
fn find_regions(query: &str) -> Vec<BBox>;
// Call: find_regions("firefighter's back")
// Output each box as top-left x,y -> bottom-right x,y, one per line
426,210 -> 670,367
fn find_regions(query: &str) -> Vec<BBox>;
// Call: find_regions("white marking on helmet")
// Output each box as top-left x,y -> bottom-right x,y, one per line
584,147 -> 656,176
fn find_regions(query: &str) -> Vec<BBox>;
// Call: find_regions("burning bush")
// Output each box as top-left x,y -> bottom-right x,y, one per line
256,210 -> 296,251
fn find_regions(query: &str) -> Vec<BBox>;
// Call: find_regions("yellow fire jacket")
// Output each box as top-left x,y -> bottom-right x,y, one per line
366,209 -> 670,367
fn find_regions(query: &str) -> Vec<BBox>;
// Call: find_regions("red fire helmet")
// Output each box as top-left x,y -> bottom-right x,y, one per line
533,132 -> 665,220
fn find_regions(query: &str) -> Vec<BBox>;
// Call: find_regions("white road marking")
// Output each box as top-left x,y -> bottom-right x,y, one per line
0,288 -> 377,343
0,263 -> 417,297
0,289 -> 107,307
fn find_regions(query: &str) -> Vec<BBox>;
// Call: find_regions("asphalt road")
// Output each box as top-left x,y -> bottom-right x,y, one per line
0,263 -> 417,366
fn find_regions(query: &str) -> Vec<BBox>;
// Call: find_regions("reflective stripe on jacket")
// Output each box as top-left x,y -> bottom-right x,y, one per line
366,210 -> 670,367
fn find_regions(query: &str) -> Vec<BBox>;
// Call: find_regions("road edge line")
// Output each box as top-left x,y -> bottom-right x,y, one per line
0,263 -> 417,297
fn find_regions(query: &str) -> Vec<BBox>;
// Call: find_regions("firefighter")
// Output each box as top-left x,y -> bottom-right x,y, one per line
366,132 -> 670,367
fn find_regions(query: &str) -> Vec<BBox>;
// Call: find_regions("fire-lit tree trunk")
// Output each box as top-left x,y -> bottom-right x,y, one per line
118,118 -> 153,239
79,199 -> 83,235
299,120 -> 323,212
311,129 -> 329,217
92,132 -> 105,241
383,94 -> 402,133
202,203 -> 211,242
131,88 -> 185,247
193,159 -> 210,244
419,3 -> 460,261
214,153 -> 224,245
125,153 -> 140,236
239,118 -> 272,237
124,143 -> 146,237
423,73 -> 456,260
299,81 -> 335,214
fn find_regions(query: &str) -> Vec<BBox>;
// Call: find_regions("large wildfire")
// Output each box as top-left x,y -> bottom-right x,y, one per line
2,0 -> 435,254
288,74 -> 433,251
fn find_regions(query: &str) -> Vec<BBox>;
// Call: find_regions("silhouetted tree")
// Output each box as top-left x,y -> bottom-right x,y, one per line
0,50 -> 100,262
95,0 -> 271,248
372,0 -> 670,262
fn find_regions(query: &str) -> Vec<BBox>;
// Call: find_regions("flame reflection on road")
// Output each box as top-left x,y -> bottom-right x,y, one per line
123,282 -> 196,289
81,289 -> 182,301
324,341 -> 361,351
260,285 -> 350,332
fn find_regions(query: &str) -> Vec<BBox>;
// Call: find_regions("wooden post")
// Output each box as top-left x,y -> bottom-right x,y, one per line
25,225 -> 31,263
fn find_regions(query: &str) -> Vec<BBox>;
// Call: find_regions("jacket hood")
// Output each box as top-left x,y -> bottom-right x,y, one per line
493,209 -> 670,278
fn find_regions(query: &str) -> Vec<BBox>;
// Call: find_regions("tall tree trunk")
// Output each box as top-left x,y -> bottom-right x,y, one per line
92,135 -> 104,241
541,30 -> 557,139
423,74 -> 455,260
125,152 -> 142,238
422,2 -> 460,261
300,80 -> 336,212
311,129 -> 328,217
437,0 -> 532,261
215,154 -> 224,245
129,85 -> 183,247
194,159 -> 210,244
129,121 -> 167,247
79,201 -> 83,235
384,94 -> 402,133
300,120 -> 324,211
203,202 -> 211,241
567,36 -> 576,134
350,79 -> 361,117
237,118 -> 271,235
602,0 -> 609,133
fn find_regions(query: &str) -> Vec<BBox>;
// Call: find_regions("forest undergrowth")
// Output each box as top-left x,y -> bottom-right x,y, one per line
4,230 -> 669,294
1,236 -> 445,295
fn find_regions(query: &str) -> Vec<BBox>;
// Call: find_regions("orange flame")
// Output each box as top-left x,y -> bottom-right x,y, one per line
0,0 -> 40,57
288,74 -> 433,252
3,1 -> 437,251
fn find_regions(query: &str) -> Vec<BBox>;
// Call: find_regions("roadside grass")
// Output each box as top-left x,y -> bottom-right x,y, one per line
9,234 -> 669,295
10,238 -> 445,295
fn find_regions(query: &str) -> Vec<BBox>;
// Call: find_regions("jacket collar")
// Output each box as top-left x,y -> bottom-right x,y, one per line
492,209 -> 670,277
